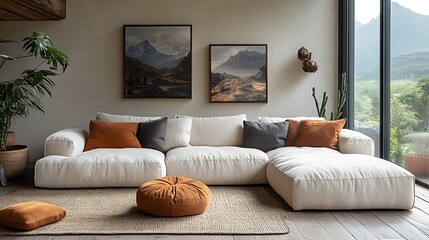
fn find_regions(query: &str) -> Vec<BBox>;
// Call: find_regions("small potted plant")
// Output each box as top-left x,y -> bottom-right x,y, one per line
402,132 -> 429,176
0,32 -> 69,182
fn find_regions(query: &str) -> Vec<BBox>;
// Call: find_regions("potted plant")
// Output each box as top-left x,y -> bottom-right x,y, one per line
402,132 -> 429,176
0,32 -> 69,182
312,73 -> 347,120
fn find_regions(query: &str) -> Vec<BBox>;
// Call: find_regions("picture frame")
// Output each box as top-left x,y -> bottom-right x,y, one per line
209,44 -> 267,103
123,25 -> 192,98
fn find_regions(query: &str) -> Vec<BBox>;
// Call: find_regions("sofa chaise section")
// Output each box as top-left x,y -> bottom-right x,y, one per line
267,147 -> 415,210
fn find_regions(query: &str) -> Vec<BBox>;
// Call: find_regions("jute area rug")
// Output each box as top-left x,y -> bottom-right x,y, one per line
0,186 -> 290,236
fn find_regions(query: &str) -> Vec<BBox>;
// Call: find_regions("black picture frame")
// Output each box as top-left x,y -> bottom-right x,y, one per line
123,25 -> 192,98
209,44 -> 268,103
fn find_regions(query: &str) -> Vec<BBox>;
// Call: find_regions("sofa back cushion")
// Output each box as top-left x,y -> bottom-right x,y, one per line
294,119 -> 346,150
84,121 -> 141,151
44,128 -> 88,157
97,112 -> 161,122
96,112 -> 191,151
176,114 -> 247,146
258,116 -> 325,123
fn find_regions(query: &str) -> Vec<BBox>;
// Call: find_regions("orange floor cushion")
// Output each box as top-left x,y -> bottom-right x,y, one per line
136,176 -> 211,217
0,201 -> 66,231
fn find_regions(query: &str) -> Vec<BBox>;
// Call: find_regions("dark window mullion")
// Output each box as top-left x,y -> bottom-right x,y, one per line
338,0 -> 355,129
380,0 -> 391,160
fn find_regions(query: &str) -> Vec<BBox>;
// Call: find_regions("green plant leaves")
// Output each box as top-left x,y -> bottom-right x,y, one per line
22,32 -> 52,59
0,32 -> 70,150
22,32 -> 69,72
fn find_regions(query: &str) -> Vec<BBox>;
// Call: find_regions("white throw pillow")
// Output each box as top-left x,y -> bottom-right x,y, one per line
97,112 -> 161,122
258,116 -> 325,123
176,114 -> 247,146
162,118 -> 192,151
96,112 -> 191,151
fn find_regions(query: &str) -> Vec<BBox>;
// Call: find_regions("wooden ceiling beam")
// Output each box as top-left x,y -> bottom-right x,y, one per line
0,0 -> 66,21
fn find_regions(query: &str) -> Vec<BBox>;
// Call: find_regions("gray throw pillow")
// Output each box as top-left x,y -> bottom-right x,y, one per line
137,117 -> 168,151
242,120 -> 288,152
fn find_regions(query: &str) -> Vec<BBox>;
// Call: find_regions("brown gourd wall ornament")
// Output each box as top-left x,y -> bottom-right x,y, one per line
298,46 -> 318,73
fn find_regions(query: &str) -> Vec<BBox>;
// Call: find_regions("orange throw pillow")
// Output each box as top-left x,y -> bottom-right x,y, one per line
286,120 -> 304,146
83,120 -> 141,151
287,119 -> 326,146
0,202 -> 66,231
294,119 -> 346,150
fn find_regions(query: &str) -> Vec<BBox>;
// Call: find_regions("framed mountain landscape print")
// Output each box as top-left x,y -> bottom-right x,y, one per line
123,25 -> 192,98
210,44 -> 267,103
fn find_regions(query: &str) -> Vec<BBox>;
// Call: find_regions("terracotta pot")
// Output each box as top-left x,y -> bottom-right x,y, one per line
404,154 -> 429,177
0,145 -> 29,179
5,131 -> 16,145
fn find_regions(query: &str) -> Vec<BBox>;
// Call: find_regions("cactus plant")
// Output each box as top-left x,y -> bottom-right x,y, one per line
312,87 -> 328,119
312,73 -> 347,120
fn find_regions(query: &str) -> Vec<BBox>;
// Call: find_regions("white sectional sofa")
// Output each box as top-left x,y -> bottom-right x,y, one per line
34,113 -> 415,210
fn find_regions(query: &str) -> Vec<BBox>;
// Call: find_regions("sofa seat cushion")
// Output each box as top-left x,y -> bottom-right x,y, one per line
267,147 -> 415,210
35,148 -> 166,188
166,146 -> 269,185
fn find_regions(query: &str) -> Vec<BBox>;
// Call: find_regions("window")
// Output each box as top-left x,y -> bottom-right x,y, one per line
340,0 -> 429,186
354,0 -> 381,157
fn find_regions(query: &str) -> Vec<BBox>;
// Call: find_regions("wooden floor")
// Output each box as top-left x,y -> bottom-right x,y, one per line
2,169 -> 429,240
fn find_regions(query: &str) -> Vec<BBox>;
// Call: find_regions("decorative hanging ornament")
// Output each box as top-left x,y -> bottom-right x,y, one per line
303,59 -> 318,73
298,46 -> 311,61
298,46 -> 318,73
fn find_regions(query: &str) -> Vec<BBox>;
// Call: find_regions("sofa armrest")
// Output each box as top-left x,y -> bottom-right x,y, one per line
338,129 -> 375,156
44,128 -> 88,157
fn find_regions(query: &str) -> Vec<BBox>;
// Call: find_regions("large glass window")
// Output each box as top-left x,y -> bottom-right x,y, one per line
390,0 -> 429,184
354,0 -> 381,157
351,0 -> 429,185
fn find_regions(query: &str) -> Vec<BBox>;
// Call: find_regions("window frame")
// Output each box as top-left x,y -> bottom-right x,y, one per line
338,0 -> 355,130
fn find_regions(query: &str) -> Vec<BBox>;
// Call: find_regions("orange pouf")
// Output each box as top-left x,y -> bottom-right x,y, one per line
136,176 -> 211,217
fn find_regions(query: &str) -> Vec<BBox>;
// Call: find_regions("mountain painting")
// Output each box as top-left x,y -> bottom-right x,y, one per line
123,25 -> 191,98
210,44 -> 267,102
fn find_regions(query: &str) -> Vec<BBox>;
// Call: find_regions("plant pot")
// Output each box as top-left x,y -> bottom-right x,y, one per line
404,154 -> 429,177
5,131 -> 16,145
0,145 -> 29,179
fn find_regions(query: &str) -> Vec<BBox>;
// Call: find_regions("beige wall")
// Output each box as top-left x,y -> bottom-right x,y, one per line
0,0 -> 338,161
